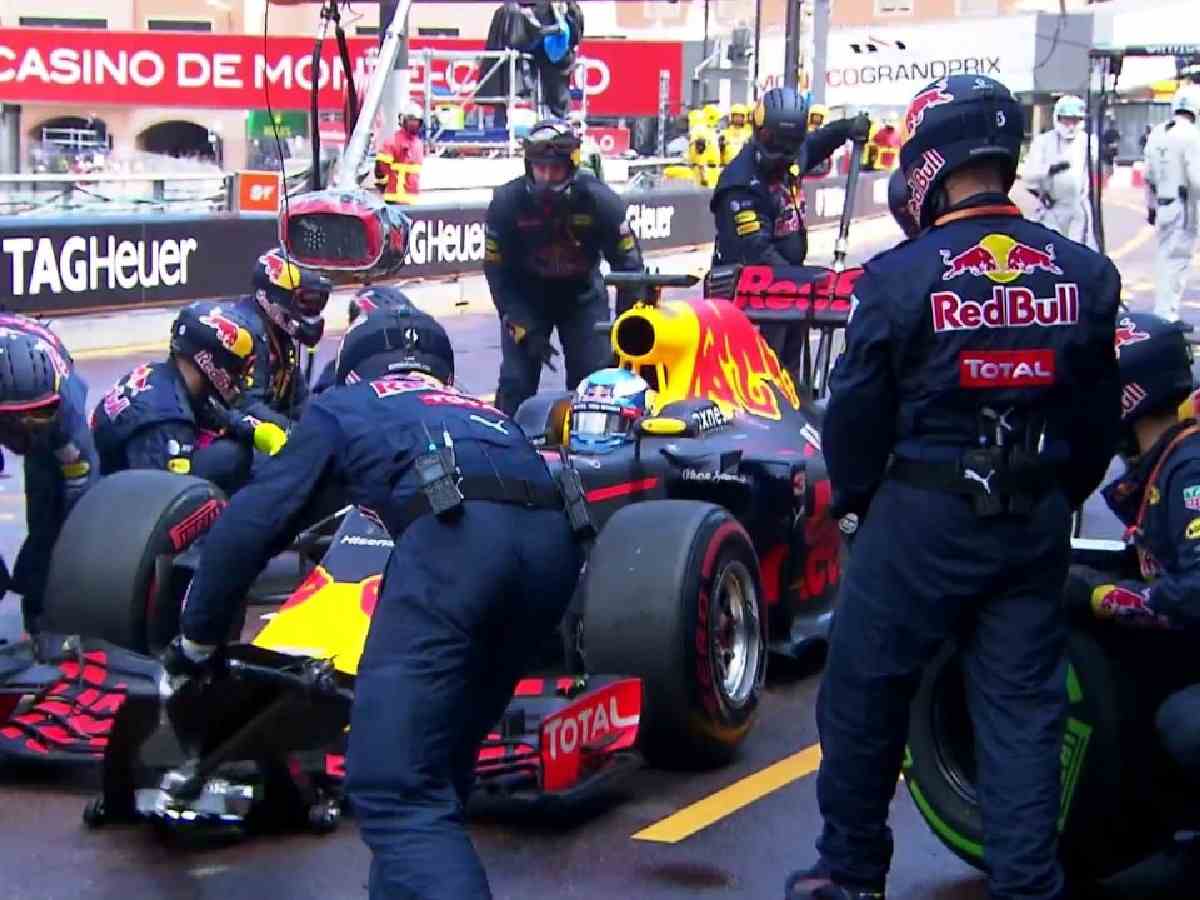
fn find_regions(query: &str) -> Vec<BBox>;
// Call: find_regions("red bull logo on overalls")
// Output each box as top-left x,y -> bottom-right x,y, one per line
931,284 -> 1080,332
940,234 -> 1063,283
1114,317 -> 1151,354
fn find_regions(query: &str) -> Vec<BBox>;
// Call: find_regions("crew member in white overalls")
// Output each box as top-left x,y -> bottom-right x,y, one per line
1024,94 -> 1097,249
1145,86 -> 1200,321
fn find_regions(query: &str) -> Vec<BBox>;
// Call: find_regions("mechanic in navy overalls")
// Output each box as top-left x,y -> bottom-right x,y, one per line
207,249 -> 331,438
1064,313 -> 1200,814
0,316 -> 98,635
788,75 -> 1122,900
312,284 -> 419,395
166,308 -> 584,900
91,302 -> 281,494
710,87 -> 868,377
484,119 -> 644,415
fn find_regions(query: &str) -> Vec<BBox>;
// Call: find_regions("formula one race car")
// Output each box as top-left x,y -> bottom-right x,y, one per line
0,262 -> 854,835
904,538 -> 1200,892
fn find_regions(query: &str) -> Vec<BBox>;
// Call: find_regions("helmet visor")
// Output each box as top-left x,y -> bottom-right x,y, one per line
295,286 -> 330,317
571,407 -> 636,441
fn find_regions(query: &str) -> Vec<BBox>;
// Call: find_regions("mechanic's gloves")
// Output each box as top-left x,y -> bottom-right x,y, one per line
1149,207 -> 1158,226
847,112 -> 872,144
1048,161 -> 1071,176
202,396 -> 256,445
1063,565 -> 1171,628
252,422 -> 288,457
504,315 -> 561,372
162,635 -> 223,682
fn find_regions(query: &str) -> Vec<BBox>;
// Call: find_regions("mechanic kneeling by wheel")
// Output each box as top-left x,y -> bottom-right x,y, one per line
91,302 -> 277,494
789,75 -> 1122,900
165,308 -> 585,900
1065,314 -> 1200,845
484,119 -> 645,415
0,316 -> 98,635
710,87 -> 869,377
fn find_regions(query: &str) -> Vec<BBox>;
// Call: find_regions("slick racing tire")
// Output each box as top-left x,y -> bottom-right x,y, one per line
513,390 -> 574,448
903,628 -> 1166,882
583,500 -> 767,768
43,470 -> 227,654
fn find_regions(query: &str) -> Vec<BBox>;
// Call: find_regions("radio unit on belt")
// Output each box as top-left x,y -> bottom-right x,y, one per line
415,423 -> 465,519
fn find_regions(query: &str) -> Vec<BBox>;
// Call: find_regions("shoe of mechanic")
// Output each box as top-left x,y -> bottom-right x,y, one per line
785,866 -> 884,899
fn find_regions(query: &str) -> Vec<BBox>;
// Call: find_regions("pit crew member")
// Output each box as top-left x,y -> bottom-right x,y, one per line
710,87 -> 869,375
168,308 -> 583,900
312,285 -> 419,394
790,75 -> 1122,900
91,302 -> 275,493
1063,314 -> 1200,789
1023,94 -> 1096,249
375,100 -> 425,205
0,316 -> 98,634
1144,86 -> 1200,321
217,249 -> 332,437
484,119 -> 644,415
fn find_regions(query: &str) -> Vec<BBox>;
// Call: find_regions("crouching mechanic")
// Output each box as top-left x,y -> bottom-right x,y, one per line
0,315 -> 98,634
91,302 -> 282,493
312,285 -> 419,394
166,308 -> 585,900
711,87 -> 869,374
485,119 -> 644,415
207,249 -> 332,440
1064,313 -> 1200,788
790,75 -> 1121,900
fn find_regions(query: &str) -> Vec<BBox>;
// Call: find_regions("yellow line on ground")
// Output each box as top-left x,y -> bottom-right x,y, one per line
1108,225 -> 1154,263
632,743 -> 823,844
73,341 -> 170,361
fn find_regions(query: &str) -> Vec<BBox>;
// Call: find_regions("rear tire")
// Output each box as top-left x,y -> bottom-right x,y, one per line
43,470 -> 227,653
582,501 -> 767,768
903,628 -> 1171,881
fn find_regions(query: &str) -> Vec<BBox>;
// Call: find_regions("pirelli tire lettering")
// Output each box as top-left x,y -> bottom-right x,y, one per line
3,235 -> 198,296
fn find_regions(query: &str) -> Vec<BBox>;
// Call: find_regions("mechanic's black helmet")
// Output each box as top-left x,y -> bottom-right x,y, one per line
170,301 -> 256,405
252,248 -> 334,347
347,285 -> 419,326
898,75 -> 1024,229
523,119 -> 581,204
888,169 -> 920,238
0,328 -> 64,428
1115,313 -> 1194,423
335,308 -> 455,386
752,87 -> 809,165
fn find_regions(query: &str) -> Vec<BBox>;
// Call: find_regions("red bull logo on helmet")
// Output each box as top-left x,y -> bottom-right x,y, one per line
905,149 -> 946,222
199,309 -> 254,359
904,80 -> 955,139
1115,317 -> 1151,354
931,284 -> 1080,332
260,250 -> 302,291
941,234 -> 1063,283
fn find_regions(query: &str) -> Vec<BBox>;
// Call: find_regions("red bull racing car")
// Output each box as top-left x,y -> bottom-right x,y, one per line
0,264 -> 854,835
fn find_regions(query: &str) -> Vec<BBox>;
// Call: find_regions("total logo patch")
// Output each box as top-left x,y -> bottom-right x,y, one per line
959,349 -> 1055,388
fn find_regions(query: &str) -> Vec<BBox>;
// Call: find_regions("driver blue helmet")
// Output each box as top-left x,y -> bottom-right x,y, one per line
569,368 -> 655,454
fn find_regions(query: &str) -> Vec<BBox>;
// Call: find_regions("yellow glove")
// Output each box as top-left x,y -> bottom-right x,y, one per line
253,422 -> 288,456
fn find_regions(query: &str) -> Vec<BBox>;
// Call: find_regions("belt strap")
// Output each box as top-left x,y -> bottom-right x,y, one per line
395,476 -> 563,535
887,457 -> 1055,499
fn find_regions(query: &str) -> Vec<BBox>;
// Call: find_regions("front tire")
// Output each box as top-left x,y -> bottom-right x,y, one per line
582,501 -> 767,767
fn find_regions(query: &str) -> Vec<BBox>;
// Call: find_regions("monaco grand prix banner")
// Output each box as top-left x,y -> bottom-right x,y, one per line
0,28 -> 683,117
0,176 -> 887,315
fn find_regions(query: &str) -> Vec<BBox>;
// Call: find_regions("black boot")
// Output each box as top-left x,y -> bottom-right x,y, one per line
784,865 -> 885,900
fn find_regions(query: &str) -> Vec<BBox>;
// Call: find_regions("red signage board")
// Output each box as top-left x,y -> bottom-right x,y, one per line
0,29 -> 682,117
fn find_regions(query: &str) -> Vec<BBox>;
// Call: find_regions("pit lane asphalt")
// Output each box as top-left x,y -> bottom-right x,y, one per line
0,192 -> 1174,900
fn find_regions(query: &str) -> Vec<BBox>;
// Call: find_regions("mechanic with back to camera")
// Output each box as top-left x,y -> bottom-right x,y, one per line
1062,312 -> 1200,881
787,75 -> 1122,900
0,314 -> 98,636
312,285 -> 419,394
204,248 -> 332,443
484,118 -> 645,416
90,302 -> 280,494
165,307 -> 588,900
710,87 -> 870,375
